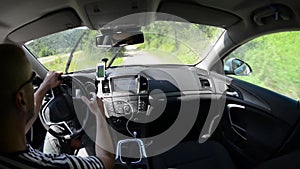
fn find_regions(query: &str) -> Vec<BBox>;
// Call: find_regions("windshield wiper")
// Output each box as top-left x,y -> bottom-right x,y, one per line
107,47 -> 123,68
65,32 -> 86,73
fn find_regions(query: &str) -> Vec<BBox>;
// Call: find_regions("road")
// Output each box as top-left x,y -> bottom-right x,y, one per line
37,47 -> 180,67
122,46 -> 180,65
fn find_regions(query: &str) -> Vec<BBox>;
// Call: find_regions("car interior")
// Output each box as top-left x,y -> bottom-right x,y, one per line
1,0 -> 300,169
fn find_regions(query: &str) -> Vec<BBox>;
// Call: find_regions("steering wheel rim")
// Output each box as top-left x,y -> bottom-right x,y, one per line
39,75 -> 91,140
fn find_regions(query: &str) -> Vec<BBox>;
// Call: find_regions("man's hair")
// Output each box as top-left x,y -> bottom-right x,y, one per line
0,44 -> 25,59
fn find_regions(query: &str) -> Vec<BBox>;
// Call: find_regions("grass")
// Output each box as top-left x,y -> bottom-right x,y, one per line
111,57 -> 124,66
39,52 -> 81,72
230,31 -> 300,100
39,50 -> 125,72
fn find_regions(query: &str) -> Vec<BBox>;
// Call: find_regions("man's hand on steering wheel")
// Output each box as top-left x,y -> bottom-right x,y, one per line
40,71 -> 63,91
39,74 -> 94,144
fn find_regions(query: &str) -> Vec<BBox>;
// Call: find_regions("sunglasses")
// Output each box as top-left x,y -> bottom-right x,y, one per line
17,71 -> 36,91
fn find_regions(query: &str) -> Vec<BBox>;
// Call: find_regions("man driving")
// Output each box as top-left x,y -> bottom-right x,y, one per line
0,44 -> 114,169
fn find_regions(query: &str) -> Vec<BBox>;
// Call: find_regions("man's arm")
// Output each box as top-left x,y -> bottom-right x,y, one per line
25,71 -> 62,133
81,95 -> 114,169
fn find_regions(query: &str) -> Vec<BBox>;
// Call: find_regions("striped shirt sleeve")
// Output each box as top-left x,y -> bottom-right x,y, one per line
64,154 -> 104,169
17,145 -> 105,169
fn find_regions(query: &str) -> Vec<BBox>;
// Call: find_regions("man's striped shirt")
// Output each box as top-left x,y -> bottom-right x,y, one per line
0,145 -> 104,169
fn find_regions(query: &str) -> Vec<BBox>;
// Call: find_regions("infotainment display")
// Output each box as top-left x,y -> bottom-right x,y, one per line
112,76 -> 137,92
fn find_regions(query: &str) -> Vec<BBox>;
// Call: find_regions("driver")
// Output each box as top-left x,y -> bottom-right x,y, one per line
0,44 -> 114,169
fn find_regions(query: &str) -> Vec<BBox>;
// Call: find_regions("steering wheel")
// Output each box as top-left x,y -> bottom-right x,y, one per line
39,75 -> 91,141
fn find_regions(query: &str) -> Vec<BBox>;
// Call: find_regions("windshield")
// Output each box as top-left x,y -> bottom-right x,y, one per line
25,21 -> 224,73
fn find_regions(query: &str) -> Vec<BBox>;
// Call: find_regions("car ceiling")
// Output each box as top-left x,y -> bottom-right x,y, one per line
1,0 -> 300,44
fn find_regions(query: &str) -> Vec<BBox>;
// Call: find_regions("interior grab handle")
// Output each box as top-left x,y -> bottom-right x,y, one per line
227,104 -> 247,140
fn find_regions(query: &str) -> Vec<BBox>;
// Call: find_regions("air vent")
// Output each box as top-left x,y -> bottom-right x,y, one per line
139,76 -> 148,93
226,85 -> 240,98
102,80 -> 110,93
200,78 -> 210,88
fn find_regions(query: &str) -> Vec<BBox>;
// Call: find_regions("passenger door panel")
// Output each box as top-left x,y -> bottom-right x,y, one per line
220,78 -> 300,166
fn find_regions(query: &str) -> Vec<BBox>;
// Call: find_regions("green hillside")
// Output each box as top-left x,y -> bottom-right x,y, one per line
229,31 -> 300,100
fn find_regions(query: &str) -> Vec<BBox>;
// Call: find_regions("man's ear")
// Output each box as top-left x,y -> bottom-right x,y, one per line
15,90 -> 27,113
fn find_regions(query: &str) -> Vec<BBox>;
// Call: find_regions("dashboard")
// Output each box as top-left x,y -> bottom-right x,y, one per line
43,65 -> 227,168
61,65 -> 223,137
96,66 -> 214,115
89,65 -> 221,137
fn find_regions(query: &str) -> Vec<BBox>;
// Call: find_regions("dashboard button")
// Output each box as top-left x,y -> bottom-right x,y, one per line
116,107 -> 124,114
124,105 -> 131,114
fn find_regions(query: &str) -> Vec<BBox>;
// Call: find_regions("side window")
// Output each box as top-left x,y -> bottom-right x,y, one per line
225,31 -> 300,100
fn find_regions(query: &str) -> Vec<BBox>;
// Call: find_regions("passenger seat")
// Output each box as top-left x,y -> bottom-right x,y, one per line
256,150 -> 300,169
150,141 -> 236,169
150,140 -> 300,169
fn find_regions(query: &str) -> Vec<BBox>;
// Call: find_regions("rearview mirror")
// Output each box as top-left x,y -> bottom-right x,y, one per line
224,58 -> 252,76
96,31 -> 144,47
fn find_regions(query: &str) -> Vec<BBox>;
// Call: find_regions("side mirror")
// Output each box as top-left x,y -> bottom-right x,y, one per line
96,31 -> 144,48
224,58 -> 252,76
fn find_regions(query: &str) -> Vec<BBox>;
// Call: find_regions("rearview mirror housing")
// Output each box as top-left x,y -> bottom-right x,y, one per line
96,30 -> 144,47
224,58 -> 252,76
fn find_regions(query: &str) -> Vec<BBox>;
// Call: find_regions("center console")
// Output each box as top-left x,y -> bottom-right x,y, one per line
99,75 -> 149,121
97,74 -> 150,169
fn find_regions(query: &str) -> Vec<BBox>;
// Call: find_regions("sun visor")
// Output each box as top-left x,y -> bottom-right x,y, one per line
8,9 -> 82,44
158,2 -> 240,28
85,0 -> 151,29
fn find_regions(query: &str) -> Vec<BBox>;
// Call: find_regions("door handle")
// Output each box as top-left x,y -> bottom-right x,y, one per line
227,104 -> 247,140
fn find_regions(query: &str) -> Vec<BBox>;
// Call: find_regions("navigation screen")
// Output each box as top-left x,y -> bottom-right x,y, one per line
112,77 -> 137,92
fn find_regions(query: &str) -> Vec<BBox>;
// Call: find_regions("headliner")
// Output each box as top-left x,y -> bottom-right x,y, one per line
1,0 -> 300,44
